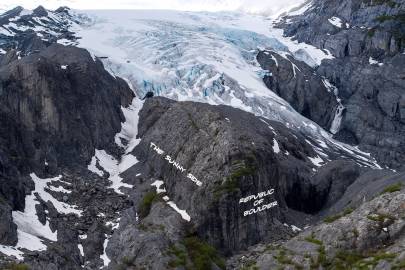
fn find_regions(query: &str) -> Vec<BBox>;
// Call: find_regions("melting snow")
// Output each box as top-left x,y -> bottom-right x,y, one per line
100,236 -> 111,268
5,174 -> 81,256
150,179 -> 191,222
291,225 -> 302,232
151,180 -> 166,194
167,202 -> 191,222
88,156 -> 104,176
272,138 -> 281,153
330,104 -> 345,134
328,17 -> 343,28
0,245 -> 24,260
369,57 -> 384,66
89,150 -> 133,194
78,244 -> 84,257
308,155 -> 324,167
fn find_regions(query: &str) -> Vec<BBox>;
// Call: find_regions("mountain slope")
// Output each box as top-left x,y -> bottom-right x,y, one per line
274,0 -> 405,169
0,4 -> 404,270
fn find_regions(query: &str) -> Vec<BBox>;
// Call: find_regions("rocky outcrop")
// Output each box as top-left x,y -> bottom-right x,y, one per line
281,0 -> 405,56
104,97 -> 402,269
257,50 -> 339,131
0,6 -> 78,55
268,0 -> 405,169
228,178 -> 405,270
0,43 -> 133,248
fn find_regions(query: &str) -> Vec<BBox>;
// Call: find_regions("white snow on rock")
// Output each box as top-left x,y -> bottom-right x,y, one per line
150,179 -> 191,222
0,48 -> 6,54
100,236 -> 111,268
330,104 -> 345,134
88,149 -> 133,195
151,180 -> 166,194
0,245 -> 24,260
285,2 -> 313,17
272,138 -> 281,153
328,17 -> 343,28
88,156 -> 104,177
308,155 -> 324,167
291,225 -> 302,232
114,88 -> 144,153
167,201 -> 191,222
61,65 -> 68,69
4,174 -> 81,256
369,57 -> 384,66
78,244 -> 84,257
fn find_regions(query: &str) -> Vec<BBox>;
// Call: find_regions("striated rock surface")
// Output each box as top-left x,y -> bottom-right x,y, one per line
104,97 -> 404,269
264,0 -> 405,169
256,50 -> 339,131
0,42 -> 134,261
229,183 -> 405,270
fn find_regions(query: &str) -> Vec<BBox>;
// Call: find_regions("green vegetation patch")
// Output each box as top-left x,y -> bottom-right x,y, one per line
381,182 -> 403,194
240,260 -> 259,270
138,190 -> 160,218
324,208 -> 354,223
167,236 -> 225,270
366,213 -> 396,223
213,160 -> 256,198
1,263 -> 30,270
304,234 -> 323,246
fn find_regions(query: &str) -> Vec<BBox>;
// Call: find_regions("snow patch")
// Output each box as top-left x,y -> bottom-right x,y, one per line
150,179 -> 191,221
151,180 -> 166,194
89,150 -> 133,195
369,57 -> 384,66
88,156 -> 104,177
0,245 -> 24,260
11,173 -> 83,255
308,155 -> 324,167
100,236 -> 111,268
328,17 -> 343,28
272,138 -> 281,153
167,201 -> 191,222
78,244 -> 84,257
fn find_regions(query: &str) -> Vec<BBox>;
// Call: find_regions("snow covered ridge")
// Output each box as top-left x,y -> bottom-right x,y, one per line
0,6 -> 81,50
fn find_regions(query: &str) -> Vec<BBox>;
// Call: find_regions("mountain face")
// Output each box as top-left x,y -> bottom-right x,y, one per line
0,3 -> 404,270
272,0 -> 405,169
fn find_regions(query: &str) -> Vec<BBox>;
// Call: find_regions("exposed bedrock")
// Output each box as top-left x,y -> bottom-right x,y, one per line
0,43 -> 134,246
262,0 -> 405,169
106,97 -> 402,269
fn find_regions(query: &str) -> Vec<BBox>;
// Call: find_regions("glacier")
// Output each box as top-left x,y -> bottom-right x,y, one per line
0,7 -> 381,168
62,9 -> 378,168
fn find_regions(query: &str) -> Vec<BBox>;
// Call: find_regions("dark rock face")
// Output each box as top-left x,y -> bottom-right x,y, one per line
281,0 -> 405,56
318,54 -> 405,168
257,50 -> 338,130
270,0 -> 405,169
0,202 -> 17,245
0,43 -> 133,173
0,43 -> 133,251
229,178 -> 405,270
105,97 -> 397,269
0,6 -> 79,55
